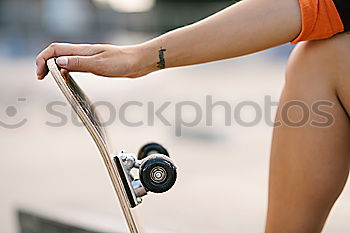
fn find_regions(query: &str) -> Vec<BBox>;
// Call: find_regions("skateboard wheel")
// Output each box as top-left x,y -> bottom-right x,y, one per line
139,154 -> 177,193
137,142 -> 169,160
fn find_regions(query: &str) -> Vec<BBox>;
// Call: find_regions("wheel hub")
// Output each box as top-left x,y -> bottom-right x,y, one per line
150,166 -> 167,183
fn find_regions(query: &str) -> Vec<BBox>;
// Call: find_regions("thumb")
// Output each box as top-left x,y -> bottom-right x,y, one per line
56,56 -> 93,72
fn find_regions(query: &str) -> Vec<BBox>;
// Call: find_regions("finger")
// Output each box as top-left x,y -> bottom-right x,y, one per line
36,43 -> 104,80
60,68 -> 69,78
56,56 -> 95,73
37,43 -> 101,79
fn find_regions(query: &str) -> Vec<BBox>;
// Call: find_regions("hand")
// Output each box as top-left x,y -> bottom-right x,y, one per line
35,43 -> 150,80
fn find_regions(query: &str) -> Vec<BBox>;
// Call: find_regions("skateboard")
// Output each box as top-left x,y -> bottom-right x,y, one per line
47,58 -> 177,233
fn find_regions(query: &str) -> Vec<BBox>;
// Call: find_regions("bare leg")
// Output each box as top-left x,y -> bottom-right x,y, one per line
265,33 -> 350,233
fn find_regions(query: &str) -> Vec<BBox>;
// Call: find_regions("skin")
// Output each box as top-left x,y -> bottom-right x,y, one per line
266,33 -> 350,233
36,0 -> 301,79
35,0 -> 350,232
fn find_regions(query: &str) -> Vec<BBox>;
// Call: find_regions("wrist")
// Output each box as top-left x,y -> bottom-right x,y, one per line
129,43 -> 158,78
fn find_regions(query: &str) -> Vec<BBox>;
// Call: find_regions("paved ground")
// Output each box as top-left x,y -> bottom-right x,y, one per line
1,49 -> 350,233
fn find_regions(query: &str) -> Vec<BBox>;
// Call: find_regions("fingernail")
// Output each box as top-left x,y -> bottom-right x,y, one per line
56,57 -> 68,67
36,66 -> 41,80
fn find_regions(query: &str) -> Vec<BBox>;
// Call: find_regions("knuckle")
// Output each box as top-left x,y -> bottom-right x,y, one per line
73,57 -> 81,68
95,44 -> 107,53
49,42 -> 59,48
94,44 -> 104,49
48,43 -> 60,56
84,45 -> 95,54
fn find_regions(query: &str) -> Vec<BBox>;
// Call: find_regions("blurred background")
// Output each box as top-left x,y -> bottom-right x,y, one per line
1,0 -> 350,233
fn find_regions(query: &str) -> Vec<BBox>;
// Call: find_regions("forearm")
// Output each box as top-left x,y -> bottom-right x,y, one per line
37,0 -> 348,79
36,0 -> 302,79
137,0 -> 301,74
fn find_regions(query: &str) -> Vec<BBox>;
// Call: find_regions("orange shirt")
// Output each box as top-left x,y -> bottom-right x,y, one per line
291,0 -> 348,44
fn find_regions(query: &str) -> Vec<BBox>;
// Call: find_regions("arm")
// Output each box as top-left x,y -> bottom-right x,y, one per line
138,0 -> 301,74
36,0 -> 302,80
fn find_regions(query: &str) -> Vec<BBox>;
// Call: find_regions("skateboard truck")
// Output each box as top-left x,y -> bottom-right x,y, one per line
113,143 -> 177,208
47,58 -> 169,231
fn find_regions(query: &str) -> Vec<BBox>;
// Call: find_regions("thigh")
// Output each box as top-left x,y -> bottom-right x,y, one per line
265,33 -> 350,233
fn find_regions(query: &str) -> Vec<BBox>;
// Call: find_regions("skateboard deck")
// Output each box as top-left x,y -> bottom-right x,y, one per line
47,58 -> 142,233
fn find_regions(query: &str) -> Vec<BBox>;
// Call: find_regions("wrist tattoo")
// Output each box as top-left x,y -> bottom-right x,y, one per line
157,47 -> 167,69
